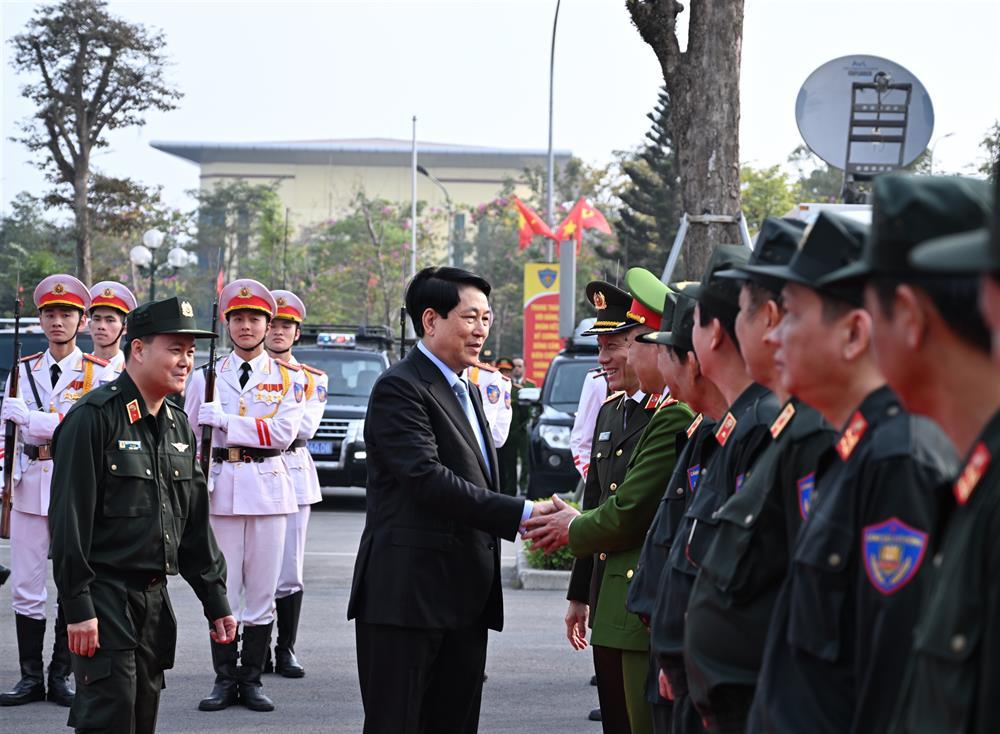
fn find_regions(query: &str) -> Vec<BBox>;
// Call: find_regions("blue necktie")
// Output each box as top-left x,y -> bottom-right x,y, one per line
452,379 -> 491,471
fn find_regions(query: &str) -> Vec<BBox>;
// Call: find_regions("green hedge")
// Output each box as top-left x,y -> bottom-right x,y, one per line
522,497 -> 579,571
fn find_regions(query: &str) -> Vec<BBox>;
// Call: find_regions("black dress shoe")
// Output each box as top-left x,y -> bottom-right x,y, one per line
198,679 -> 239,711
0,564 -> 10,589
0,677 -> 45,706
46,674 -> 74,707
589,708 -> 602,722
590,674 -> 597,686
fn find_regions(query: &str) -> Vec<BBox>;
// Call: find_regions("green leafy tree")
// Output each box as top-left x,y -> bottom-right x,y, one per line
740,164 -> 797,235
0,194 -> 74,316
787,145 -> 842,202
980,120 -> 999,180
9,0 -> 182,285
607,88 -> 682,274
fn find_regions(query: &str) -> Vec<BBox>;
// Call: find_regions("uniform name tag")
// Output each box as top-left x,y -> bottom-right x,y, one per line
118,440 -> 142,451
598,431 -> 611,442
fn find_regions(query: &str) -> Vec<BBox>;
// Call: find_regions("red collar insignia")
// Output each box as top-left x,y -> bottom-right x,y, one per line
954,442 -> 991,505
770,402 -> 796,439
126,399 -> 142,425
715,411 -> 737,446
686,413 -> 704,438
645,393 -> 662,409
836,410 -> 868,461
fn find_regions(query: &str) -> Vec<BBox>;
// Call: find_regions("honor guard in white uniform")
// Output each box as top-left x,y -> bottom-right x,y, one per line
466,361 -> 513,447
185,279 -> 304,713
86,281 -> 136,375
0,275 -> 112,708
263,289 -> 326,678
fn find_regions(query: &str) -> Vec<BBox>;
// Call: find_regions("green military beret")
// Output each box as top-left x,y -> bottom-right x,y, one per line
822,173 -> 991,285
126,296 -> 217,340
911,173 -> 998,274
624,267 -> 670,331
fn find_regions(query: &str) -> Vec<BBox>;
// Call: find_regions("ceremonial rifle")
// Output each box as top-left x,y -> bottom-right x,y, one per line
200,249 -> 224,478
1,282 -> 23,539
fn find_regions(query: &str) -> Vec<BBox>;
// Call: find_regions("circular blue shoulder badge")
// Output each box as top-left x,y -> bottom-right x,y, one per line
316,385 -> 328,403
486,384 -> 501,404
504,391 -> 511,409
293,382 -> 304,402
862,517 -> 928,595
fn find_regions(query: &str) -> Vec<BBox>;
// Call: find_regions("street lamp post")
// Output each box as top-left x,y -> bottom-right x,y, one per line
129,228 -> 197,302
417,165 -> 454,266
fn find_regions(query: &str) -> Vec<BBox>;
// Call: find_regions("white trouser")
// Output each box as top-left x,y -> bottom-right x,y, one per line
276,504 -> 311,598
10,509 -> 49,619
209,514 -> 287,626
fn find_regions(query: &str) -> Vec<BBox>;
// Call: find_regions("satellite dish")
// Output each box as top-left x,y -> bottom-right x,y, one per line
795,55 -> 934,175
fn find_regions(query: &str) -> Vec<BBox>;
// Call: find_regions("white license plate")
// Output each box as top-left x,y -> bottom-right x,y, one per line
307,440 -> 334,455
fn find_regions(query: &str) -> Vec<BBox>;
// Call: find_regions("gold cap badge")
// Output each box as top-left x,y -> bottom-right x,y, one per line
53,283 -> 65,295
239,286 -> 251,298
276,297 -> 287,306
102,287 -> 113,297
593,291 -> 607,310
181,300 -> 194,317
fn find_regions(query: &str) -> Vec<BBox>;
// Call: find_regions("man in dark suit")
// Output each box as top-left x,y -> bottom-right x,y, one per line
348,266 -> 551,734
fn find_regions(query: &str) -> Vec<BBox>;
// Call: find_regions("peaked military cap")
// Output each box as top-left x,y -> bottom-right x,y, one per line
624,268 -> 670,330
495,356 -> 514,370
126,297 -> 217,340
673,245 -> 749,319
715,217 -> 807,293
581,280 -> 637,335
911,171 -> 998,274
822,173 -> 991,285
638,289 -> 697,351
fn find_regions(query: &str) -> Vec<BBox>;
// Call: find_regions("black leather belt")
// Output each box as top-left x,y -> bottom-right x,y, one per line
114,573 -> 165,591
285,438 -> 307,452
23,444 -> 52,461
212,447 -> 282,463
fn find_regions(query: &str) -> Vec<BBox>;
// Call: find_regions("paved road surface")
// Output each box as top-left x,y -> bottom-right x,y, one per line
0,490 -> 599,733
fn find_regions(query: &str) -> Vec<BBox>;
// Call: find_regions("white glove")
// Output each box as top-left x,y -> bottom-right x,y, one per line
198,401 -> 229,431
1,396 -> 30,427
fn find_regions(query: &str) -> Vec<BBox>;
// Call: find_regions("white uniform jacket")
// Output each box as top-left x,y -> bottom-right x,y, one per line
466,364 -> 512,448
283,357 -> 326,506
569,368 -> 608,479
185,351 -> 304,516
1,349 -> 113,515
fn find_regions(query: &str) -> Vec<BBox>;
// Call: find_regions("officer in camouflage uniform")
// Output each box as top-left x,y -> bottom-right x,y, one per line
48,297 -> 235,733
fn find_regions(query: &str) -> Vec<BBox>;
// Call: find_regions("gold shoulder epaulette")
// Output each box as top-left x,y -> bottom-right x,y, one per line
83,353 -> 109,366
275,358 -> 301,372
20,352 -> 43,363
603,390 -> 625,405
300,363 -> 324,376
474,361 -> 497,373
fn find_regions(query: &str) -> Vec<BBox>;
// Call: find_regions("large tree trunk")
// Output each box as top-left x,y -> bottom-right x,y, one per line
73,152 -> 92,284
628,0 -> 744,279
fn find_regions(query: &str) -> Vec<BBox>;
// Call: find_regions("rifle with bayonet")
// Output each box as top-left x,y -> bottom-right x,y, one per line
200,295 -> 220,479
1,287 -> 23,539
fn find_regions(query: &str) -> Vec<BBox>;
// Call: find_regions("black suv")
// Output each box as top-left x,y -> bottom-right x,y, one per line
294,325 -> 392,490
523,321 -> 599,499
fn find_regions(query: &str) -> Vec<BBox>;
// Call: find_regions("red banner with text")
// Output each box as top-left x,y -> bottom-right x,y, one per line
523,263 -> 564,386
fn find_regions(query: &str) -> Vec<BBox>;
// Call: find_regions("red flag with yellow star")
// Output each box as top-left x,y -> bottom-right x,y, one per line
553,198 -> 612,253
512,196 -> 554,249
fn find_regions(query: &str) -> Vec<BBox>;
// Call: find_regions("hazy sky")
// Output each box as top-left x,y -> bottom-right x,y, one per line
2,0 -> 998,217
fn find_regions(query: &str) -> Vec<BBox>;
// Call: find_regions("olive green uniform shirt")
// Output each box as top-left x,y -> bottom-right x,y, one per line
49,370 -> 230,651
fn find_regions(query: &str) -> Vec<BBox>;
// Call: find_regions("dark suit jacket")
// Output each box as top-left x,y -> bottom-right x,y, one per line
347,347 -> 526,632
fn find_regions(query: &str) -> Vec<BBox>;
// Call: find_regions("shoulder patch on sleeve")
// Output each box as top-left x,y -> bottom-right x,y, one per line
83,353 -> 109,366
300,363 -> 325,376
862,517 -> 928,595
275,358 -> 301,372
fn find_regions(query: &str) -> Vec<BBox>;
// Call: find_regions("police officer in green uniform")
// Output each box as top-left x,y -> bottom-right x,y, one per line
654,246 -> 780,734
682,218 -> 837,733
527,273 -> 694,734
48,297 -> 237,733
628,290 -> 728,734
747,206 -> 959,734
828,174 -> 994,734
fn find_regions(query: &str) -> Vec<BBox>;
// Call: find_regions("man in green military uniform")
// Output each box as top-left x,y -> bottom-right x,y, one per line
527,270 -> 694,734
833,174 -> 994,734
48,297 -> 237,733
